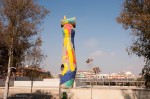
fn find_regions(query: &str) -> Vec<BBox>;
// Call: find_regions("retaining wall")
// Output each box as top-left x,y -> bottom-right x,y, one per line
14,79 -> 59,87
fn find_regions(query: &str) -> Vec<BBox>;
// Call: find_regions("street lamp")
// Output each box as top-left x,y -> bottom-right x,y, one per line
10,67 -> 16,70
91,67 -> 100,99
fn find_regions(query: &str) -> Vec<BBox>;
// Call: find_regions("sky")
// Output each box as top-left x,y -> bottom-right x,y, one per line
38,0 -> 145,75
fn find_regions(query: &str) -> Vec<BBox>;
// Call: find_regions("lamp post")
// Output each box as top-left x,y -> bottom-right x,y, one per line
91,67 -> 100,99
86,58 -> 93,99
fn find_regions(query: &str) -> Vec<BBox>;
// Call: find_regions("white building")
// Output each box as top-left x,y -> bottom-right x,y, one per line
96,74 -> 109,79
76,70 -> 135,80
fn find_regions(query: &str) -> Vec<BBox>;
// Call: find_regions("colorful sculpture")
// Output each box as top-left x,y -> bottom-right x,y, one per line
60,16 -> 77,88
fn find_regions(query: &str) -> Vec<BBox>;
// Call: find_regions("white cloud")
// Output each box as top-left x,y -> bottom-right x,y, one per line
110,52 -> 116,56
84,38 -> 98,48
89,50 -> 116,59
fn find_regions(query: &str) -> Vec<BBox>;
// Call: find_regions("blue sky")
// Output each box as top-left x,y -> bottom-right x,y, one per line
38,0 -> 145,75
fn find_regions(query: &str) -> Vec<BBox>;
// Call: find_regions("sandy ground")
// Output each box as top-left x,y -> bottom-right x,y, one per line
0,87 -> 59,99
0,86 -> 150,99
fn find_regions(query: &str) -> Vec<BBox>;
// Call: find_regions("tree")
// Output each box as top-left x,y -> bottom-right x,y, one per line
142,60 -> 150,89
86,58 -> 94,69
24,36 -> 47,67
116,0 -> 150,88
0,0 -> 49,98
116,0 -> 150,60
92,67 -> 101,74
22,67 -> 51,93
24,67 -> 41,93
0,22 -> 8,78
0,41 -> 8,77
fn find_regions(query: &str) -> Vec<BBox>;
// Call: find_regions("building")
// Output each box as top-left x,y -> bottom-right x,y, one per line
96,74 -> 109,79
76,70 -> 135,80
76,70 -> 96,79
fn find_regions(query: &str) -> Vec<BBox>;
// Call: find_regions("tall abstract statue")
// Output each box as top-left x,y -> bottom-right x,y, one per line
60,16 -> 77,88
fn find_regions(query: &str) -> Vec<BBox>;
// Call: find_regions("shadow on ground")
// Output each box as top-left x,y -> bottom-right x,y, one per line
8,90 -> 57,99
121,89 -> 150,99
